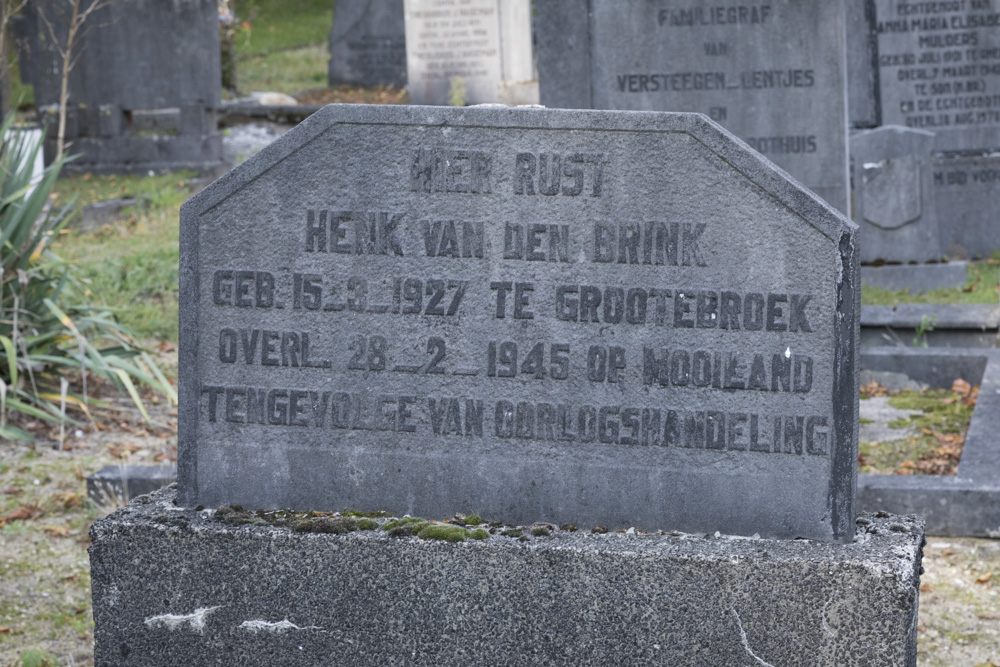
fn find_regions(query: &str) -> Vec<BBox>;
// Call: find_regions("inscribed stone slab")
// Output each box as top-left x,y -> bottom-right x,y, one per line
873,0 -> 1000,152
535,0 -> 850,213
329,0 -> 407,88
178,105 -> 859,542
403,0 -> 534,105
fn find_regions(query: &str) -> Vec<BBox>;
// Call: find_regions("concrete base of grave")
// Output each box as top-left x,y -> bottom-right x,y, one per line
861,262 -> 967,294
90,487 -> 923,666
859,348 -> 1000,536
861,304 -> 1000,348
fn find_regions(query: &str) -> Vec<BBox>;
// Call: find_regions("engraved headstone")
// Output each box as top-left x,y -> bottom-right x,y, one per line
535,0 -> 851,213
873,0 -> 1000,153
403,0 -> 536,105
850,126 -> 941,262
847,1 -> 1000,258
329,0 -> 407,88
179,105 -> 859,542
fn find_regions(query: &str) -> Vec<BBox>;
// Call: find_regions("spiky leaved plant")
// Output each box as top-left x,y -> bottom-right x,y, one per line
0,113 -> 175,442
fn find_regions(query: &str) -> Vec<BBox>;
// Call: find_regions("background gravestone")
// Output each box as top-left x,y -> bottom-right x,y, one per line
16,0 -> 222,172
850,0 -> 1000,259
403,0 -> 536,105
179,105 -> 859,543
851,126 -> 940,263
872,0 -> 1000,153
535,0 -> 851,214
329,0 -> 407,88
846,0 -> 880,129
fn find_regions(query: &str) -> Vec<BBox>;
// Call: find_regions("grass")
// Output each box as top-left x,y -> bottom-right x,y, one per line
49,172 -> 196,343
862,259 -> 1000,306
50,170 -> 195,209
237,44 -> 329,95
233,0 -> 334,58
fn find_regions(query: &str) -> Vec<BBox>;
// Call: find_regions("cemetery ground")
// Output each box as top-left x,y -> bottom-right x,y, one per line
0,176 -> 995,665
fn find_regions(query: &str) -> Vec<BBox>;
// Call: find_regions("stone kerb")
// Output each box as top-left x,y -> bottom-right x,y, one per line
179,104 -> 859,543
89,487 -> 923,667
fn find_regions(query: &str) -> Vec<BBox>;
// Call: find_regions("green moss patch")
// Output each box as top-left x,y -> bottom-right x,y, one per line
417,524 -> 472,543
859,385 -> 976,475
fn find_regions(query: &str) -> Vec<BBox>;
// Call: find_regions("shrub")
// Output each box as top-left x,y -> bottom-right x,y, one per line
0,114 -> 175,442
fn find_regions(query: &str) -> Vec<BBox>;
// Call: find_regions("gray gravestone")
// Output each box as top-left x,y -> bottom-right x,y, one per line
850,125 -> 940,262
873,0 -> 1000,153
846,2 -> 1000,259
536,0 -> 851,213
329,0 -> 407,88
932,153 -> 1000,258
179,105 -> 859,543
847,0 -> 880,129
403,0 -> 536,105
16,0 -> 222,171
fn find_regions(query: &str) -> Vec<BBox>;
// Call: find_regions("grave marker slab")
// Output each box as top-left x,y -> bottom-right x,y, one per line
403,0 -> 535,105
16,0 -> 222,171
179,105 -> 859,542
873,0 -> 1000,153
329,0 -> 407,88
536,0 -> 851,213
850,125 -> 941,262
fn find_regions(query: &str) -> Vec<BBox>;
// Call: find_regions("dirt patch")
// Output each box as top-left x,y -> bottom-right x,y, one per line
1,370 -> 176,665
294,84 -> 409,106
919,537 -> 1000,666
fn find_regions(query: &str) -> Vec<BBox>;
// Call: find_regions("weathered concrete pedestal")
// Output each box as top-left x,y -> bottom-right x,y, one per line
90,488 -> 923,666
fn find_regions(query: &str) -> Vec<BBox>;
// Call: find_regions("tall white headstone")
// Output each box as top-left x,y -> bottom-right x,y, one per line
404,0 -> 536,105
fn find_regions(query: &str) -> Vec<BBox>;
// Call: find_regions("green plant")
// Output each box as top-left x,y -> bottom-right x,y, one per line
0,114 -> 176,442
914,314 -> 938,347
448,76 -> 467,107
16,648 -> 57,667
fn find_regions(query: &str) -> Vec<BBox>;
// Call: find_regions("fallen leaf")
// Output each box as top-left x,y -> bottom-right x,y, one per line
54,491 -> 83,510
977,613 -> 1000,621
109,442 -> 141,459
3,487 -> 23,495
0,627 -> 8,634
6,504 -> 43,521
43,525 -> 70,537
975,572 -> 994,584
921,427 -> 933,435
920,583 -> 933,592
952,378 -> 972,395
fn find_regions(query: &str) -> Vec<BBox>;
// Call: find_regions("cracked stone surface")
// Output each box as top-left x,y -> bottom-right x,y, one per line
90,487 -> 922,666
